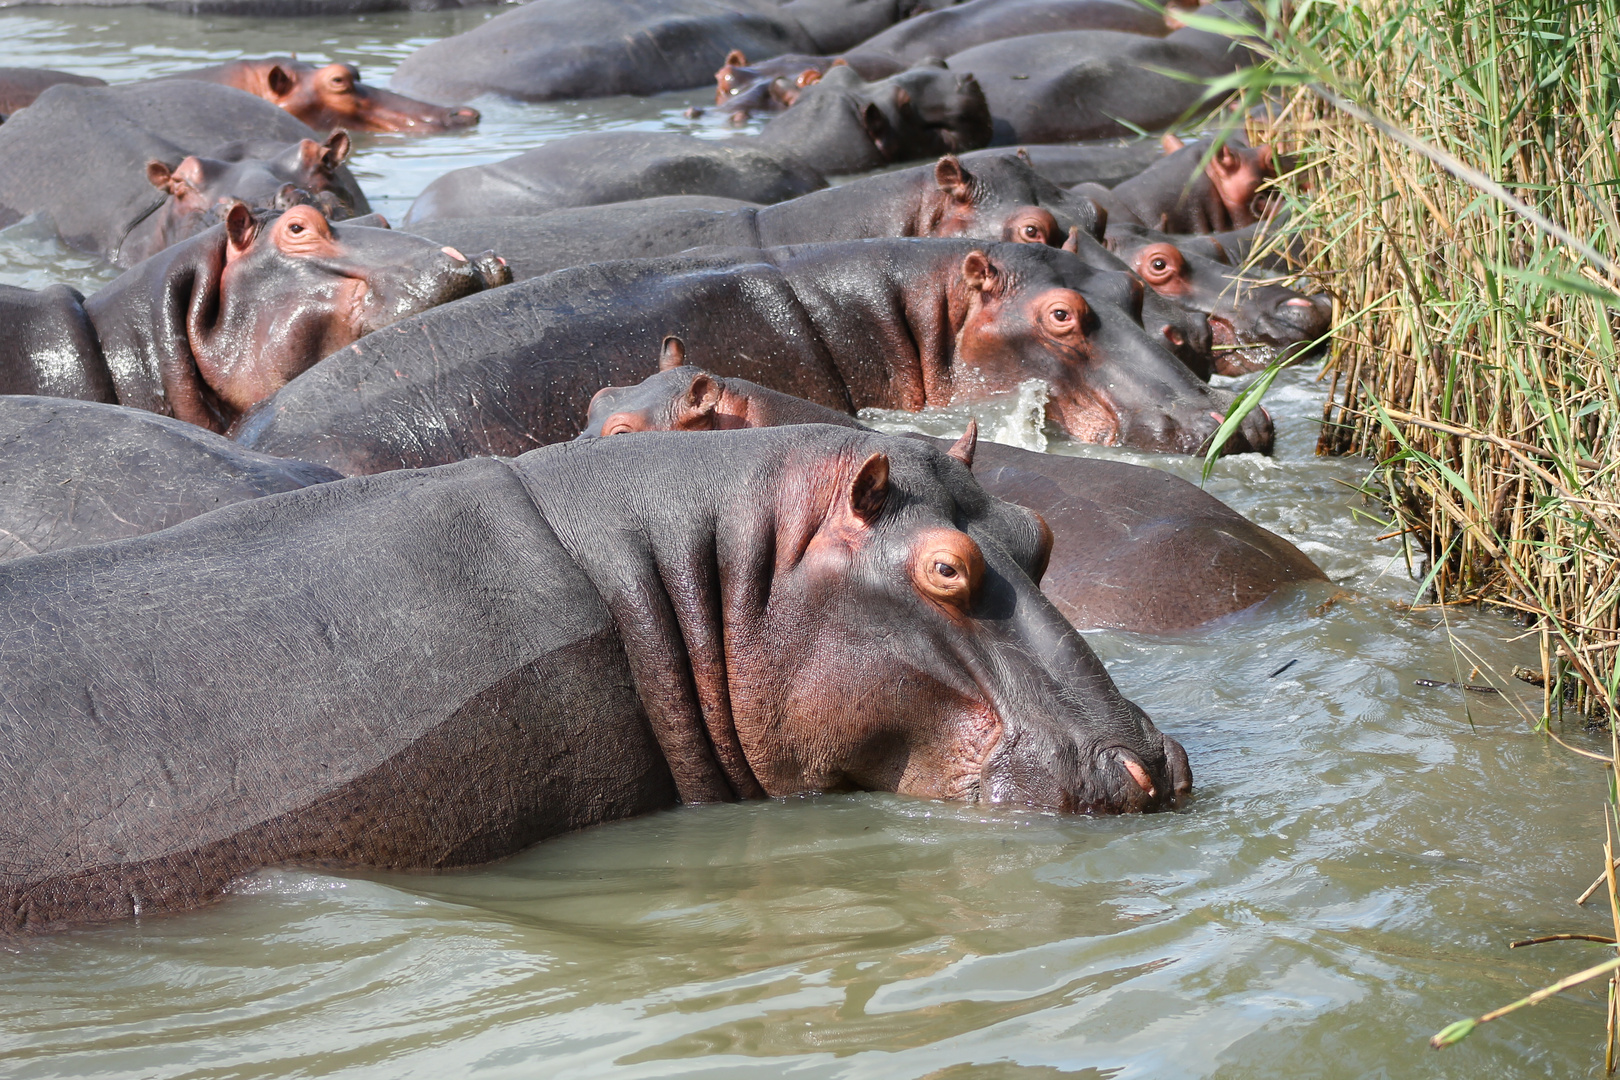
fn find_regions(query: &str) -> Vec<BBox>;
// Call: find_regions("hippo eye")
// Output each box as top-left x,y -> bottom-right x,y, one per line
1150,257 -> 1168,272
1020,224 -> 1042,241
287,222 -> 305,234
934,561 -> 958,579
913,533 -> 983,611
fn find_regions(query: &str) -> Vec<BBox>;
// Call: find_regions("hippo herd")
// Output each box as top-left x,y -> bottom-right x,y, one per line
0,0 -> 1336,933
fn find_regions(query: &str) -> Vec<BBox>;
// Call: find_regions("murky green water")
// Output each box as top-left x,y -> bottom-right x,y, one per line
0,10 -> 1612,1078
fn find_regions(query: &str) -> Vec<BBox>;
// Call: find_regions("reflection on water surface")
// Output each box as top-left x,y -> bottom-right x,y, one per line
0,10 -> 1608,1079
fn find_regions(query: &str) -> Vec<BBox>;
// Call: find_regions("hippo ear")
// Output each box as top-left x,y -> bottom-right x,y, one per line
961,250 -> 997,293
848,452 -> 889,525
725,49 -> 747,67
861,102 -> 900,161
1161,133 -> 1185,154
795,68 -> 822,88
659,335 -> 687,371
893,86 -> 912,111
1212,143 -> 1241,175
1083,196 -> 1107,239
267,64 -> 296,100
933,156 -> 972,203
686,373 -> 723,422
1062,226 -> 1081,254
321,130 -> 352,170
145,159 -> 175,191
223,201 -> 259,262
947,418 -> 978,469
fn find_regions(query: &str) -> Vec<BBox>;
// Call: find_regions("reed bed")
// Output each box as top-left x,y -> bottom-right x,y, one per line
1222,0 -> 1620,1056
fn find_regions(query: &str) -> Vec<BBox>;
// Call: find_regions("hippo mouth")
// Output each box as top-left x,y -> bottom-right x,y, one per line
1207,315 -> 1283,377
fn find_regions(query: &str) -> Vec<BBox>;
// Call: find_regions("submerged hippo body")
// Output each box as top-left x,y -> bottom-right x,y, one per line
0,426 -> 1188,932
0,204 -> 507,431
160,57 -> 479,134
415,153 -> 1099,280
0,81 -> 369,265
232,238 -> 1270,470
0,67 -> 105,114
404,66 -> 989,223
585,366 -> 1327,631
389,0 -> 949,103
0,396 -> 340,561
949,4 -> 1261,144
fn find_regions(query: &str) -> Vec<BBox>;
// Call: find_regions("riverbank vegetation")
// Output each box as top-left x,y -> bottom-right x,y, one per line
1223,0 -> 1620,1057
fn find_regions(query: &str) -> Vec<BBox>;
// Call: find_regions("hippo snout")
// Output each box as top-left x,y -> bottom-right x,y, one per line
447,106 -> 480,128
1275,292 -> 1333,339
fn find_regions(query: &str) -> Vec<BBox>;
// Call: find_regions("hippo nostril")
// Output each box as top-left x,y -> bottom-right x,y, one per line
441,246 -> 468,262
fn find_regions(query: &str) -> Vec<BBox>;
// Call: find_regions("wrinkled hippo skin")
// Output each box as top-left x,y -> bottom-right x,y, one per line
159,57 -> 478,134
1078,134 -> 1280,234
0,67 -> 105,114
390,0 -> 953,103
0,204 -> 507,431
232,238 -> 1270,469
948,1 -> 1262,144
404,65 -> 989,223
1106,221 -> 1331,376
0,395 -> 340,561
0,81 -> 369,265
0,425 -> 1189,931
583,366 -> 1327,631
415,153 -> 1100,280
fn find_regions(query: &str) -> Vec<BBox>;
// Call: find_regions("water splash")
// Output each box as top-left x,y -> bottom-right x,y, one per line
858,378 -> 1052,453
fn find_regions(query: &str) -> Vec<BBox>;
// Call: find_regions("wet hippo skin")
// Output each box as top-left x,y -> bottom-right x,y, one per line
156,57 -> 479,134
0,67 -> 106,114
0,395 -> 341,561
231,238 -> 1272,469
947,1 -> 1262,144
402,63 -> 989,222
389,0 -> 956,103
0,81 -> 370,265
414,153 -> 1101,280
0,426 -> 1189,931
0,204 -> 508,431
583,365 -> 1328,632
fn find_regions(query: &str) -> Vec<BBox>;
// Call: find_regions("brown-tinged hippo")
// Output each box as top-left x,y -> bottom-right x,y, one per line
158,57 -> 479,134
0,81 -> 369,266
582,364 -> 1326,631
1105,221 -> 1331,377
389,0 -> 957,103
1077,133 -> 1281,235
946,1 -> 1262,144
0,425 -> 1190,932
0,67 -> 105,114
230,238 -> 1270,471
0,203 -> 508,432
414,153 -> 1101,280
402,64 -> 989,223
0,396 -> 340,562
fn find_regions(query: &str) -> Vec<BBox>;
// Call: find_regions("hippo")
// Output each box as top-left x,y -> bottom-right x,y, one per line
230,238 -> 1271,471
0,425 -> 1190,932
389,0 -> 957,103
1077,133 -> 1281,234
946,1 -> 1262,144
583,363 -> 1326,631
713,52 -> 907,119
0,67 -> 105,114
0,81 -> 369,266
403,64 -> 989,223
158,57 -> 479,134
414,153 -> 1100,279
0,396 -> 341,561
0,203 -> 509,432
0,0 -> 489,12
1105,222 -> 1331,376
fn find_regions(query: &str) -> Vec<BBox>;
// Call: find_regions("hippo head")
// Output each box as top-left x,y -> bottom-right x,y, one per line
556,426 -> 1190,813
758,61 -> 990,171
927,153 -> 1102,246
948,243 -> 1273,454
255,58 -> 479,134
1162,133 -> 1281,229
1107,223 -> 1332,376
126,132 -> 359,266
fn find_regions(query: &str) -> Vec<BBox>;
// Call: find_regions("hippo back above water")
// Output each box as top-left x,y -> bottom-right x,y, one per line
0,426 -> 1188,932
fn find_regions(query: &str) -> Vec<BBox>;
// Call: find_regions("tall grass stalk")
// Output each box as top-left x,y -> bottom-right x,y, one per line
1221,0 -> 1620,1053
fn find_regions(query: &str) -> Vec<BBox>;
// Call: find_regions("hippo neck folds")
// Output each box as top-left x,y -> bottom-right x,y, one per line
520,428 -> 1189,809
